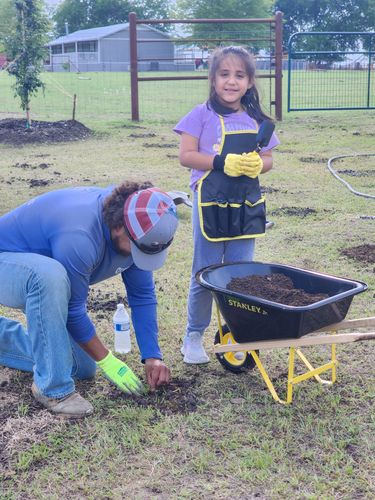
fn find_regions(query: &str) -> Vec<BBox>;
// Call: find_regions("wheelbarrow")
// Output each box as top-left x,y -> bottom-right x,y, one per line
196,262 -> 375,404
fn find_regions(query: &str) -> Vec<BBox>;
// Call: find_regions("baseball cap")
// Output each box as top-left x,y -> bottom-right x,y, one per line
123,187 -> 178,271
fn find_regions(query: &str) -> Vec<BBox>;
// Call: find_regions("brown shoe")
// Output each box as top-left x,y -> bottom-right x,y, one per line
31,383 -> 93,418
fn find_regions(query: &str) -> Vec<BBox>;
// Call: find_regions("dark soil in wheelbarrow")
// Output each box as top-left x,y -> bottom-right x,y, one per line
0,118 -> 92,146
227,273 -> 329,306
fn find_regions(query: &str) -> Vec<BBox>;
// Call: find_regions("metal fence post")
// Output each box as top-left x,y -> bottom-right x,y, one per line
287,33 -> 295,112
129,12 -> 139,121
367,34 -> 372,108
274,11 -> 283,121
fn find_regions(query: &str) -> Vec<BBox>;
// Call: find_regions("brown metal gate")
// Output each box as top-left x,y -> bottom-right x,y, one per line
129,12 -> 283,121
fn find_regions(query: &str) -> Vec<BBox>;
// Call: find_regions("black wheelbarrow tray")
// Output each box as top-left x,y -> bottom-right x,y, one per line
196,262 -> 375,404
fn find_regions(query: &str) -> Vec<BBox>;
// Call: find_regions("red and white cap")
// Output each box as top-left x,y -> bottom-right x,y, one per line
124,187 -> 178,271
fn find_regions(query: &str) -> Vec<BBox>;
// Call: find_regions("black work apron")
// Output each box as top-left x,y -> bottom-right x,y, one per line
197,115 -> 266,242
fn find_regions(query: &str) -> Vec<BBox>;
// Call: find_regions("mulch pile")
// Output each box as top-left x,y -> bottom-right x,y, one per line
0,118 -> 92,146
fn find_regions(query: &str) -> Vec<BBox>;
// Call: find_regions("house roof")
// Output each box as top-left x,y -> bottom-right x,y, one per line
48,23 -> 169,46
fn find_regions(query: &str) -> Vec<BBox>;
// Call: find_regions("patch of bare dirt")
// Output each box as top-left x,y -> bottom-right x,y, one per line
119,123 -> 146,129
299,156 -> 325,163
29,179 -> 51,188
270,206 -> 317,217
261,186 -> 279,194
0,119 -> 92,146
227,273 -> 329,306
337,169 -> 375,177
108,377 -> 198,416
2,174 -> 80,188
340,244 -> 375,265
12,162 -> 51,170
142,143 -> 175,148
129,133 -> 156,138
86,290 -> 127,319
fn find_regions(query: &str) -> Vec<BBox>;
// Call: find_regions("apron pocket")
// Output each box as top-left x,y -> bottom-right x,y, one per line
201,197 -> 266,240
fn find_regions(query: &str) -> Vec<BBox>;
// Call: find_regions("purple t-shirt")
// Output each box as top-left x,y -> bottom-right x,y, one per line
174,103 -> 280,190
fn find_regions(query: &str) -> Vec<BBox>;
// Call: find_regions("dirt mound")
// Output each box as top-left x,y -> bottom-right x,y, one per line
340,244 -> 375,265
0,119 -> 92,146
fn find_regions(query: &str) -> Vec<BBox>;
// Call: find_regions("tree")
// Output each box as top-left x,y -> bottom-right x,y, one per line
5,0 -> 50,127
274,0 -> 375,48
174,0 -> 274,49
53,0 -> 171,36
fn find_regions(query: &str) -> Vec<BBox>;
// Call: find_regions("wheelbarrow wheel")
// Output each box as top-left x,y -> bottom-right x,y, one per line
214,325 -> 257,373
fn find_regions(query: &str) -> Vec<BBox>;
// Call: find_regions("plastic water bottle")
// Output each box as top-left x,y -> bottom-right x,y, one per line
113,303 -> 131,354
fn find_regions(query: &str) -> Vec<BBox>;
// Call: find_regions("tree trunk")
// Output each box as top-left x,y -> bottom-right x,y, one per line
26,102 -> 31,128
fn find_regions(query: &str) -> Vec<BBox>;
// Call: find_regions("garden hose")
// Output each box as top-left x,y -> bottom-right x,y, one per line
327,153 -> 375,200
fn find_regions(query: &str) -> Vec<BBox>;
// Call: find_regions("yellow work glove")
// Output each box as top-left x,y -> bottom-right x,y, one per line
213,153 -> 253,177
240,151 -> 263,179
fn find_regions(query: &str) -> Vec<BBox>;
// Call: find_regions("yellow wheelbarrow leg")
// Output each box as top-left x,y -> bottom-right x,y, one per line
295,347 -> 337,385
251,346 -> 338,404
250,350 -> 289,404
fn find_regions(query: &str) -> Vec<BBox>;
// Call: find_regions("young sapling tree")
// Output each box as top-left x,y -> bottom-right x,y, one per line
5,0 -> 50,128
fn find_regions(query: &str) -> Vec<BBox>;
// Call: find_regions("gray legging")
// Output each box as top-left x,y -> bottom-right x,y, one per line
185,192 -> 255,338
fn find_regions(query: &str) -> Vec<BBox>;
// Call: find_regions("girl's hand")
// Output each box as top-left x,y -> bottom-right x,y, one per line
213,153 -> 257,177
240,152 -> 263,178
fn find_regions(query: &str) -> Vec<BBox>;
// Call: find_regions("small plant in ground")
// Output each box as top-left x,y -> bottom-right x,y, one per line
61,61 -> 70,72
4,0 -> 50,128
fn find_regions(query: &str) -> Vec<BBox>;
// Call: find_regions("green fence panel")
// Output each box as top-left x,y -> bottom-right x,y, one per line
288,32 -> 374,112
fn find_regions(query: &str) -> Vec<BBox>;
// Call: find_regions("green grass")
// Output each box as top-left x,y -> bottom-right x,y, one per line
1,68 -> 373,124
0,103 -> 374,499
289,70 -> 375,109
0,70 -> 211,122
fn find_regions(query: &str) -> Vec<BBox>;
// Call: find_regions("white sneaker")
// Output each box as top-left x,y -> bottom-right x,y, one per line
181,332 -> 210,364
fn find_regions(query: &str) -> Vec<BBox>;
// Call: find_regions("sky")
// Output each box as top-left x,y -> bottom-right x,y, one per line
45,0 -> 62,9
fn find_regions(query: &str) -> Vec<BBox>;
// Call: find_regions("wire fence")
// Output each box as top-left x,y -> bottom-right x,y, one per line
0,66 -> 273,125
128,14 -> 282,121
288,32 -> 375,112
1,14 -> 280,124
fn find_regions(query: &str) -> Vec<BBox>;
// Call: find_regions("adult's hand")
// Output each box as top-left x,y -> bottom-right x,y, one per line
97,351 -> 144,395
144,358 -> 171,391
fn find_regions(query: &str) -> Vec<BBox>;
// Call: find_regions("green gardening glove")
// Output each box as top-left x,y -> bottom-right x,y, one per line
97,351 -> 144,395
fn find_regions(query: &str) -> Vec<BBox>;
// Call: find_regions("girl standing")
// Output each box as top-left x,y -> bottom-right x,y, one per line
174,46 -> 280,364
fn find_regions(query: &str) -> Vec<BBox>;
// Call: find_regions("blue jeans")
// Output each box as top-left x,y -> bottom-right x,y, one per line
0,252 -> 96,398
186,192 -> 255,337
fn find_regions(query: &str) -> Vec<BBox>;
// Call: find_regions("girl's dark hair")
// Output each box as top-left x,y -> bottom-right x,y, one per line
103,180 -> 153,230
207,46 -> 271,123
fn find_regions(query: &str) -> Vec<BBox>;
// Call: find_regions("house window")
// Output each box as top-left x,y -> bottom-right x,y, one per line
77,41 -> 97,53
64,43 -> 75,53
51,45 -> 62,54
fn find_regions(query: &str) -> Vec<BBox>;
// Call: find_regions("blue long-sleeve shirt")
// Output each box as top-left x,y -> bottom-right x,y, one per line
0,186 -> 161,360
